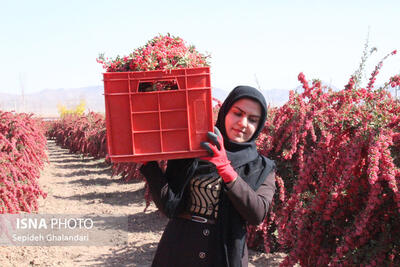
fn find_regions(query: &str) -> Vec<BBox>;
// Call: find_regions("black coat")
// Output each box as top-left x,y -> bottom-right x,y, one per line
140,160 -> 276,267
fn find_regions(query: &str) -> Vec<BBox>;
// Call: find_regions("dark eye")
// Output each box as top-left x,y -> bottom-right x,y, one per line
249,117 -> 259,124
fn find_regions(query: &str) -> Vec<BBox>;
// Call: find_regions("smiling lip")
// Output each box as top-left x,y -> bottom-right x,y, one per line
233,128 -> 244,134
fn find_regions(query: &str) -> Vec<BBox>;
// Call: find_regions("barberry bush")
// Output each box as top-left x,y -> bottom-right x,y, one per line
250,50 -> 400,266
0,111 -> 48,213
97,33 -> 210,73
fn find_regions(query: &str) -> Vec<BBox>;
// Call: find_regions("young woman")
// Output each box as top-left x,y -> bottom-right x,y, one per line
140,85 -> 276,267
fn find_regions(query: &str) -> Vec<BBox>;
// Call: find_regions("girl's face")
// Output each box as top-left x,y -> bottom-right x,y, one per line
224,98 -> 262,143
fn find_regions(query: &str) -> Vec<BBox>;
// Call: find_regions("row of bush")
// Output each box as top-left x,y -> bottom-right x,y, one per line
45,112 -> 150,202
0,111 -> 48,213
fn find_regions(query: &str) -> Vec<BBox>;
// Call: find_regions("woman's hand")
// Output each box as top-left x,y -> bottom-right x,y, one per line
200,127 -> 237,183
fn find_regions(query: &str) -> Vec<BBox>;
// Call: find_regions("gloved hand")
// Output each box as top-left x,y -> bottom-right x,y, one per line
200,127 -> 237,183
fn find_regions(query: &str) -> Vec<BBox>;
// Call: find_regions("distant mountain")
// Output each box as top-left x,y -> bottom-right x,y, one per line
261,88 -> 291,107
212,87 -> 290,107
0,85 -> 293,117
1,79 -> 396,118
0,86 -> 105,117
211,87 -> 229,102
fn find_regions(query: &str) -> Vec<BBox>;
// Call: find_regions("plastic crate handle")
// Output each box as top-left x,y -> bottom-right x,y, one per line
136,78 -> 180,92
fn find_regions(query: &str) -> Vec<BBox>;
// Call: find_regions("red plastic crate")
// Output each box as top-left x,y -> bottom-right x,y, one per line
103,67 -> 213,162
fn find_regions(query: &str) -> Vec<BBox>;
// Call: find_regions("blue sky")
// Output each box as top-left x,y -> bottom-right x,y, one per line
1,0 -> 399,95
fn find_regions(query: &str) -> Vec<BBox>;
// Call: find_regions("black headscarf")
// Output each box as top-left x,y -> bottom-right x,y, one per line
215,85 -> 268,167
164,85 -> 275,267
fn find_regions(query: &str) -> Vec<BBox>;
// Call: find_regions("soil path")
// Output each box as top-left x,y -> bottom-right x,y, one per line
1,140 -> 285,266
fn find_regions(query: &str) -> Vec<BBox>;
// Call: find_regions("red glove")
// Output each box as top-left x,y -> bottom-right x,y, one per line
200,127 -> 237,183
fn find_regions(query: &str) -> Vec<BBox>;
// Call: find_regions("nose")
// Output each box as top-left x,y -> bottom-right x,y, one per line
237,115 -> 247,128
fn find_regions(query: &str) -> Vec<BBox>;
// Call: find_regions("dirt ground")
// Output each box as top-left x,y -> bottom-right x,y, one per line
0,140 -> 286,267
